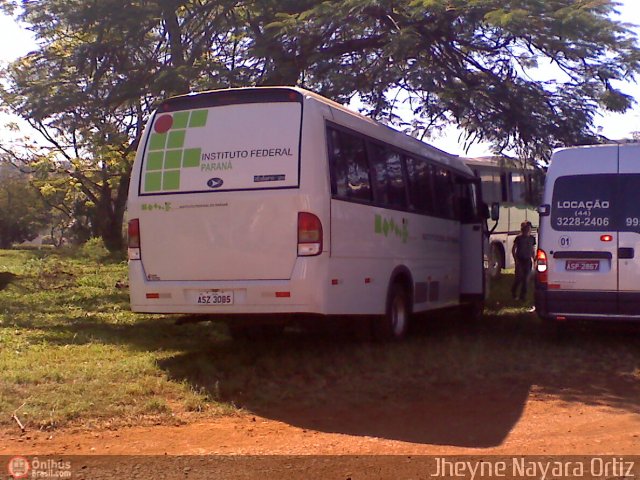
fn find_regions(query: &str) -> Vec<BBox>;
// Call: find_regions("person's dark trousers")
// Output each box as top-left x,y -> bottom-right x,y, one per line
512,259 -> 532,300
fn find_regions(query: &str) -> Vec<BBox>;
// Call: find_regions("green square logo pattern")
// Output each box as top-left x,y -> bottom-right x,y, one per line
172,112 -> 189,129
147,152 -> 164,171
164,150 -> 182,169
144,172 -> 162,192
149,133 -> 167,151
144,109 -> 208,192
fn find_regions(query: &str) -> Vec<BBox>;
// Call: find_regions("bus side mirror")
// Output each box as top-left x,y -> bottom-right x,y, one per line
490,202 -> 500,221
480,203 -> 490,220
538,204 -> 550,216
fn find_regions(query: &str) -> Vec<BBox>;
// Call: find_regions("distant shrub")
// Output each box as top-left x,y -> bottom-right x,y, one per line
80,237 -> 109,261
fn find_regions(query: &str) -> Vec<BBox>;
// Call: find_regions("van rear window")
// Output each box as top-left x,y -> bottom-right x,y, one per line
551,174 -> 640,232
139,100 -> 301,195
617,175 -> 640,232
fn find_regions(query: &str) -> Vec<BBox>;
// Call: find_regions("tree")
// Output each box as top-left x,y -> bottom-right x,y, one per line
0,0 -> 241,251
33,170 -> 95,247
0,165 -> 48,248
237,0 -> 640,158
1,0 -> 638,250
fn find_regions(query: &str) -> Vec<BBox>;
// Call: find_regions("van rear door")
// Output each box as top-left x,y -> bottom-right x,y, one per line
549,173 -> 618,297
136,89 -> 303,281
616,145 -> 640,314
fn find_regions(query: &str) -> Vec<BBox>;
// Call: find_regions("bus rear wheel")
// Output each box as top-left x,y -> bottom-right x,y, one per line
461,299 -> 484,322
373,283 -> 410,341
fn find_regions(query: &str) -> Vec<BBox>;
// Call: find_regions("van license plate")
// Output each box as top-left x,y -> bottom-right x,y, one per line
196,290 -> 234,305
565,260 -> 599,271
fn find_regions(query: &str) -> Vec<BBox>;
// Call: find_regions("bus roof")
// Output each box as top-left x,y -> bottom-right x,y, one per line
463,155 -> 536,172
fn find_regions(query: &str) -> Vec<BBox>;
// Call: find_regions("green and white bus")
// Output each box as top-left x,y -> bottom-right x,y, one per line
127,87 -> 489,339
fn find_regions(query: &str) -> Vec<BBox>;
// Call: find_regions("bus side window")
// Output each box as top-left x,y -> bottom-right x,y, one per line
369,143 -> 407,209
405,156 -> 436,215
327,127 -> 373,202
458,180 -> 479,223
434,167 -> 456,219
500,173 -> 511,202
480,172 -> 500,204
511,173 -> 525,202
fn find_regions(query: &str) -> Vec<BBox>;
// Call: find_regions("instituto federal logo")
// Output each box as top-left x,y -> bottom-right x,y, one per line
7,456 -> 30,479
207,177 -> 224,189
144,109 -> 209,193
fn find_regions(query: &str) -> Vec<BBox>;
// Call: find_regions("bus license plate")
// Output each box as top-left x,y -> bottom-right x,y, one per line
196,290 -> 234,305
566,260 -> 599,271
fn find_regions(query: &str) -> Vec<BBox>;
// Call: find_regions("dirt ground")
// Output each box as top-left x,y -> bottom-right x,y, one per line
1,385 -> 638,456
1,365 -> 639,479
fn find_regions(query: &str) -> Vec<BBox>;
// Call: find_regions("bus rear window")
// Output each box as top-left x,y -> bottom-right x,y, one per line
139,101 -> 301,195
550,174 -> 640,232
551,175 -> 615,231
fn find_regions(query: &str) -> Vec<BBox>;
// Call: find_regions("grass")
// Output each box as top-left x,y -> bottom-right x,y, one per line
0,248 -> 639,432
0,248 -> 232,429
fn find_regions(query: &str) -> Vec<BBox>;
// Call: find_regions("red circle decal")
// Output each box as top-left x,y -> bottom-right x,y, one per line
154,115 -> 173,133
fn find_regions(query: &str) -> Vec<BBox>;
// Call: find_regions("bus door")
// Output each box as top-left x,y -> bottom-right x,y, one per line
616,145 -> 640,314
459,178 -> 485,297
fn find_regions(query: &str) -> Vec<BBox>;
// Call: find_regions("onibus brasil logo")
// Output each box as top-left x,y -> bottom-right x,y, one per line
7,456 -> 30,479
7,456 -> 72,479
144,109 -> 209,193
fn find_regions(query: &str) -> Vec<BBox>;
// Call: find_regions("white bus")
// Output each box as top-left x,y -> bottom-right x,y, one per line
535,144 -> 640,322
127,87 -> 488,340
464,156 -> 541,277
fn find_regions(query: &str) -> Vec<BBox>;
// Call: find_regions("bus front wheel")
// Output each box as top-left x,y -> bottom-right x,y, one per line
373,283 -> 410,341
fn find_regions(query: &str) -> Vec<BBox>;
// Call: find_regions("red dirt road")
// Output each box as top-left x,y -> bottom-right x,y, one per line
2,386 -> 638,456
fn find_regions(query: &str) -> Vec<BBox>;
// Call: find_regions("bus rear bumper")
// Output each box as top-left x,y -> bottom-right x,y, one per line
535,289 -> 640,321
128,260 -> 327,315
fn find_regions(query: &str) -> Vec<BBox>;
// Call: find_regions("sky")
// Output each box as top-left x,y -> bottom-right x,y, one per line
1,2 -> 640,157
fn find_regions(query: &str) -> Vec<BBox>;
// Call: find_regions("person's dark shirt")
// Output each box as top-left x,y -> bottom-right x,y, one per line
513,234 -> 536,261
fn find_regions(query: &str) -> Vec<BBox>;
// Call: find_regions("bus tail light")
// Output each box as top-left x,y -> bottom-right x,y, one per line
298,212 -> 323,256
128,219 -> 141,260
535,248 -> 548,284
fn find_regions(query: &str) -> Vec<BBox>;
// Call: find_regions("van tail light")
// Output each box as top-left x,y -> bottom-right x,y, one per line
298,212 -> 323,256
535,248 -> 548,284
128,219 -> 141,260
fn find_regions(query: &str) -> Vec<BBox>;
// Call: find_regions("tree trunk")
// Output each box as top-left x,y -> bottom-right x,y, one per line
99,169 -> 131,253
101,218 -> 124,252
0,236 -> 12,249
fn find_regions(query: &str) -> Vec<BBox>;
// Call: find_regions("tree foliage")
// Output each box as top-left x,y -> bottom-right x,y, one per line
236,0 -> 640,156
0,165 -> 48,248
1,0 -> 639,249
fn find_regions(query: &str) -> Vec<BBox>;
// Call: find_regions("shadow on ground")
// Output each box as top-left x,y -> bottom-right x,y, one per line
0,272 -> 17,291
29,274 -> 640,448
156,312 -> 640,448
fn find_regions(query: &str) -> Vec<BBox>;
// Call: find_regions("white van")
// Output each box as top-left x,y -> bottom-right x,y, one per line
127,87 -> 488,339
535,144 -> 640,321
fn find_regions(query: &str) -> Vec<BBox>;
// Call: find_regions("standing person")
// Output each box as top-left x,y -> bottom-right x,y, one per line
511,221 -> 536,301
